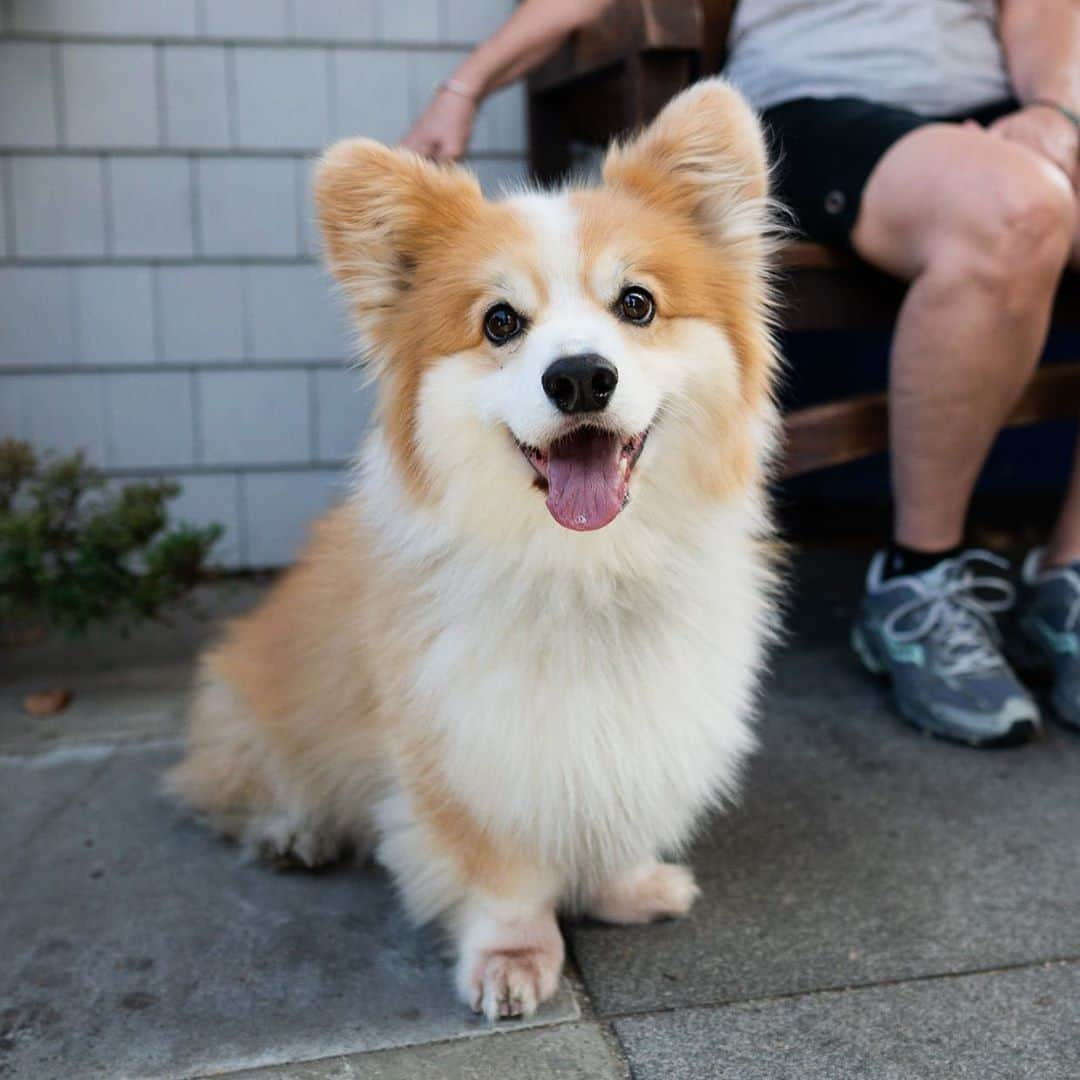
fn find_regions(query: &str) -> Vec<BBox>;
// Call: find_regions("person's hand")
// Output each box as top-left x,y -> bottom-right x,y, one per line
401,88 -> 477,162
987,105 -> 1079,188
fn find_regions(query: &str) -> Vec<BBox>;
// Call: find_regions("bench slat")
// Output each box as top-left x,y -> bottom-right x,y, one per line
783,362 -> 1080,479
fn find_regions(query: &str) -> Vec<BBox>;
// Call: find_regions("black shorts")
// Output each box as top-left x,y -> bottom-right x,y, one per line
762,96 -> 1019,248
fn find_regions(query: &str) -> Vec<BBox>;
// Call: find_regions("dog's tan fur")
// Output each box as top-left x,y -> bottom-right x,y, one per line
168,80 -> 779,1020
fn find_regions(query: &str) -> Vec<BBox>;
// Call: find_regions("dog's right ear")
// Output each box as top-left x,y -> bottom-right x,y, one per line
602,79 -> 770,250
315,139 -> 484,335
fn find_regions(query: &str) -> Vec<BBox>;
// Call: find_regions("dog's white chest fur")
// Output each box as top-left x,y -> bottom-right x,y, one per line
385,492 -> 773,894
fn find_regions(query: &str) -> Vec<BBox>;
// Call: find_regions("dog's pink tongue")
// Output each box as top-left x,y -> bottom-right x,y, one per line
545,430 -> 625,531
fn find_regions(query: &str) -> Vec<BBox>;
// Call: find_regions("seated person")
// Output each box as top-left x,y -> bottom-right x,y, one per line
404,0 -> 1080,748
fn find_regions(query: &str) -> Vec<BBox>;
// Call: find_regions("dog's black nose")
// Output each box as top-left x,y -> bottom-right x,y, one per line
541,354 -> 618,414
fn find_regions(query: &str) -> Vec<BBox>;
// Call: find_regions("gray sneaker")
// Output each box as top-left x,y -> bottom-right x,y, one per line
852,550 -> 1041,747
1019,548 -> 1080,732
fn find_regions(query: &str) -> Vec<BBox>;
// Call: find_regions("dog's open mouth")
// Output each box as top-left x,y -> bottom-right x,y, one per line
519,427 -> 648,532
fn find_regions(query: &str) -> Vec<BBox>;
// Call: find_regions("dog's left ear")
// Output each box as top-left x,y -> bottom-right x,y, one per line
602,79 -> 770,247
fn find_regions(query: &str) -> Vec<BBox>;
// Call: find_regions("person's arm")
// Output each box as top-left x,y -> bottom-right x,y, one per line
402,0 -> 613,161
994,0 -> 1080,185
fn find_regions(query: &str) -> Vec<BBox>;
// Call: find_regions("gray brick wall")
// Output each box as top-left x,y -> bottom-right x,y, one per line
0,0 -> 523,567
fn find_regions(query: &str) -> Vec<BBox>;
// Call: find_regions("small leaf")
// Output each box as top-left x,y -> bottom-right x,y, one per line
23,688 -> 73,716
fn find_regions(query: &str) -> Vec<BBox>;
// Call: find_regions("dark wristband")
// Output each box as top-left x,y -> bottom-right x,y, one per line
1028,98 -> 1080,132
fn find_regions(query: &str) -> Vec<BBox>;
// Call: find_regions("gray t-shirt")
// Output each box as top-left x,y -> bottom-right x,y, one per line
724,0 -> 1013,115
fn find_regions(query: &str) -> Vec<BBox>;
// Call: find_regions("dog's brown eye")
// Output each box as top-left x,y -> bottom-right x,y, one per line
484,303 -> 522,345
618,286 -> 655,326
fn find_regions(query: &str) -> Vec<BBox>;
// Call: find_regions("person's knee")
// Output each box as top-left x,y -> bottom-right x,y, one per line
853,125 -> 1076,282
940,158 -> 1075,299
991,161 -> 1075,267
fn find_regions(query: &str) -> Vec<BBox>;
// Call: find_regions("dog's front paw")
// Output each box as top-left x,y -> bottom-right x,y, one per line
246,813 -> 344,870
468,946 -> 562,1020
587,862 -> 701,925
457,912 -> 564,1021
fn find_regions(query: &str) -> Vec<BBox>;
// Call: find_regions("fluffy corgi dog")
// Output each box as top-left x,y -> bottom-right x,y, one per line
168,80 -> 780,1021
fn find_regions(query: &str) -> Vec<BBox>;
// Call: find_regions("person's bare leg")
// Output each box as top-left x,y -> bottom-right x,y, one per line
851,124 -> 1076,553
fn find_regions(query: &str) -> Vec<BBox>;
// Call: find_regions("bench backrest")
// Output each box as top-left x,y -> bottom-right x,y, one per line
701,0 -> 738,71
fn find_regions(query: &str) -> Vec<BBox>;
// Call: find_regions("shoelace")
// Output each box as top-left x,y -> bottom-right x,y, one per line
883,550 -> 1016,678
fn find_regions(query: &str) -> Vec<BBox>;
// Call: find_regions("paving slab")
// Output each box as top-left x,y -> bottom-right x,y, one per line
570,553 -> 1080,1014
224,1022 -> 627,1079
5,547 -> 1079,1078
0,744 -> 117,864
0,663 -> 194,753
3,581 -> 270,755
0,745 -> 580,1080
613,961 -> 1080,1080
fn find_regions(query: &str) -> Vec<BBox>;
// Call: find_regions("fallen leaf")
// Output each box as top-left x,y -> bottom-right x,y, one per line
23,688 -> 72,716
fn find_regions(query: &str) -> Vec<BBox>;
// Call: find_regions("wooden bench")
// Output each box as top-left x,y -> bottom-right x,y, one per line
527,0 -> 1080,479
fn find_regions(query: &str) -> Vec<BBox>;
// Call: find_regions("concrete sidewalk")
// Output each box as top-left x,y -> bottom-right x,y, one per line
3,550 -> 1078,1079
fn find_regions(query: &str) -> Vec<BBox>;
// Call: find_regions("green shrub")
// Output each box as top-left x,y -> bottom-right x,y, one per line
0,439 -> 223,637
